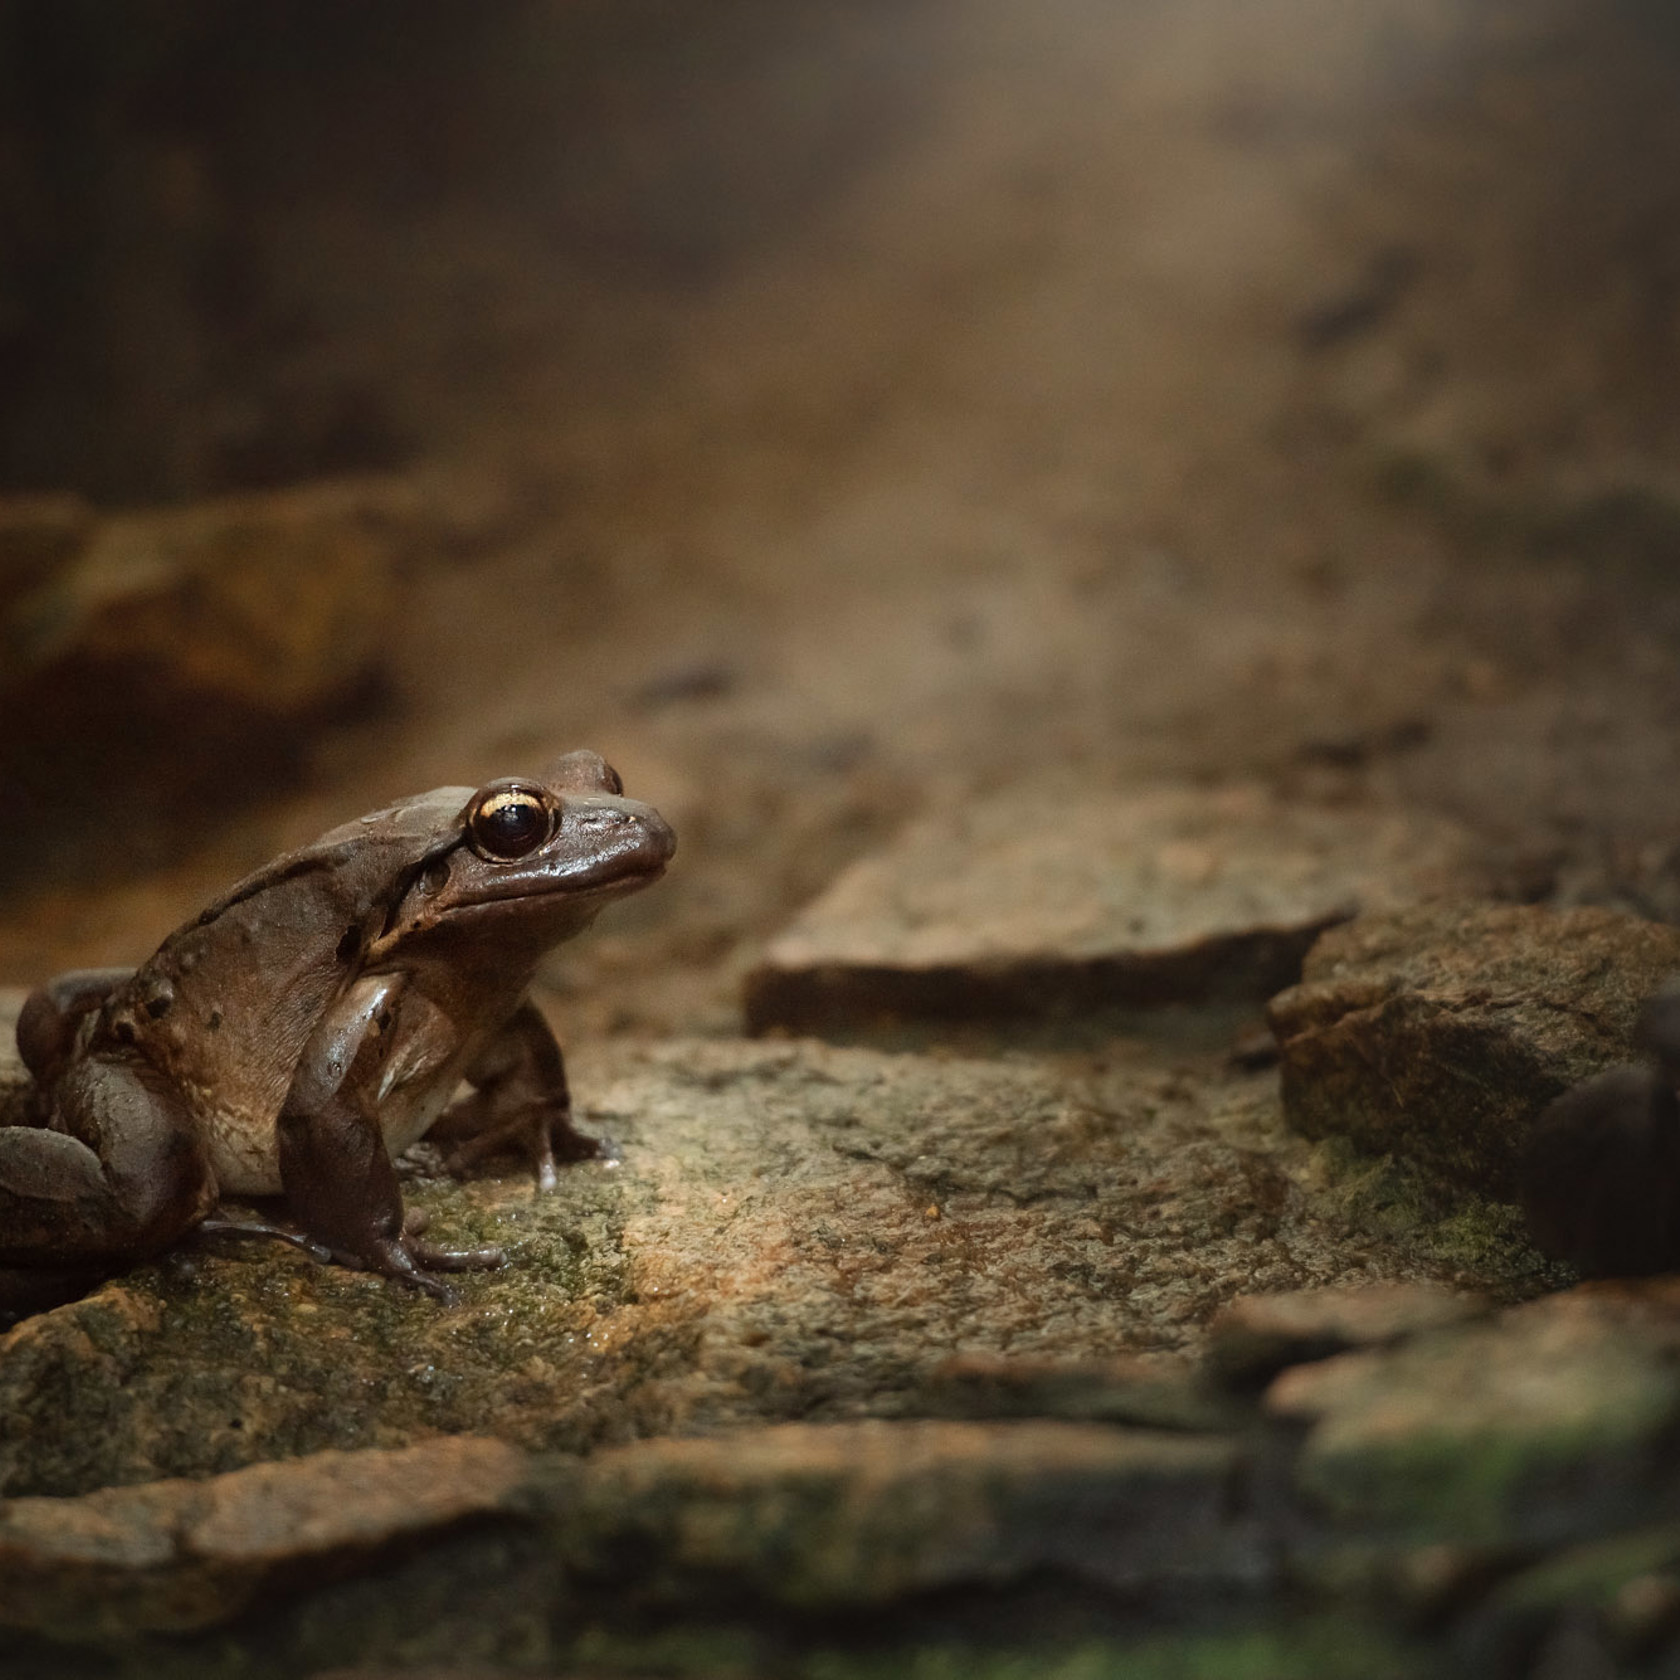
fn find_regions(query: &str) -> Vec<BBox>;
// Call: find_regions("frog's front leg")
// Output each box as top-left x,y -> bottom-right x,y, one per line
429,1000 -> 597,1192
0,1052 -> 216,1314
276,975 -> 504,1298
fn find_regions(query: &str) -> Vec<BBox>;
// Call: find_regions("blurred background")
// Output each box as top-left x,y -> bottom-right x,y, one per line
1,0 -> 1679,1037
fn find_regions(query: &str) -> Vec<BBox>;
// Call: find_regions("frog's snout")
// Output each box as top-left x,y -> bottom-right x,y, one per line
569,796 -> 675,872
638,805 -> 677,865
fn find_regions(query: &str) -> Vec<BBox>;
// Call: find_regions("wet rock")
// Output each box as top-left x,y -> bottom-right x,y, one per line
1205,1282 -> 1490,1390
551,1419 -> 1261,1606
744,784 -> 1484,1031
0,1036 -> 1506,1497
0,1437 -> 533,1641
1267,1284 -> 1680,1548
1269,905 -> 1680,1195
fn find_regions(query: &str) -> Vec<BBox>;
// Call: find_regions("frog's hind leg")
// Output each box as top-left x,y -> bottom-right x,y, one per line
430,1001 -> 597,1192
0,1054 -> 215,1271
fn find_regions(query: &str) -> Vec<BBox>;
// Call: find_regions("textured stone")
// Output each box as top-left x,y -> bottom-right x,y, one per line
1267,1284 -> 1680,1547
1454,1523 -> 1680,1679
743,785 -> 1484,1030
1269,905 -> 1680,1195
0,1437 -> 533,1641
0,1036 -> 1520,1498
917,1351 -> 1239,1432
1205,1283 -> 1490,1389
0,1419 -> 1258,1646
550,1419 -> 1260,1605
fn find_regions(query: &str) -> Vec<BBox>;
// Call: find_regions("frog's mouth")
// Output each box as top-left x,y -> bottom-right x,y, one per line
502,846 -> 671,902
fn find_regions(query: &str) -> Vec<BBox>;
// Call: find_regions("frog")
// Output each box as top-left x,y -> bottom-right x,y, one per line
0,750 -> 674,1315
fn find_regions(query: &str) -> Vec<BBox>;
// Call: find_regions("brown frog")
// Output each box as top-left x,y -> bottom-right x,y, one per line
1,751 -> 674,1315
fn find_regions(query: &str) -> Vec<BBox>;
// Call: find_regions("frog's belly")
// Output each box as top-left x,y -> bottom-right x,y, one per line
203,1079 -> 460,1197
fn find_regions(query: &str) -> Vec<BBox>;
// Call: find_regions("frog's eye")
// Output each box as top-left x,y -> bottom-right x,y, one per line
467,784 -> 554,861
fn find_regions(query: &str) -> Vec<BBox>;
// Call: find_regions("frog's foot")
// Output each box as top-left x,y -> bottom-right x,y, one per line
524,1105 -> 604,1194
196,1212 -> 497,1299
407,1239 -> 504,1272
437,999 -> 596,1191
399,1204 -> 505,1271
195,1216 -> 336,1265
353,1233 -> 505,1304
436,1093 -> 600,1192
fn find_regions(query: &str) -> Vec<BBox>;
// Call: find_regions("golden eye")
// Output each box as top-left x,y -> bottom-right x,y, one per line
468,784 -> 553,860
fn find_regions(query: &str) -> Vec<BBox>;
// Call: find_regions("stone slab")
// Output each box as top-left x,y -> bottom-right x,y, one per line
1266,1284 -> 1680,1548
1268,905 -> 1680,1195
550,1419 -> 1259,1607
0,1418 -> 1261,1645
918,1351 -> 1241,1432
743,784 -> 1485,1030
0,1035 -> 1511,1499
1205,1282 -> 1490,1389
0,1437 -> 532,1641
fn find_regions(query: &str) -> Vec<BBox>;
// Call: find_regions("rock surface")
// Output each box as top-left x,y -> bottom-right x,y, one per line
1268,1283 -> 1680,1547
0,1437 -> 531,1642
0,1033 -> 1536,1499
918,1350 -> 1238,1431
12,1290 -> 1680,1658
0,1418 -> 1254,1644
553,1419 -> 1260,1607
1204,1281 -> 1490,1389
1268,905 -> 1680,1195
743,785 -> 1485,1031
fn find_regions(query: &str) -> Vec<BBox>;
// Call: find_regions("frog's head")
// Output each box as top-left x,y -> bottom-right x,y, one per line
372,751 -> 675,956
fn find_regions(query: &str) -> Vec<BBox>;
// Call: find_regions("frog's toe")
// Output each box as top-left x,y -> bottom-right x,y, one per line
394,1269 -> 458,1305
408,1239 -> 505,1273
195,1216 -> 336,1265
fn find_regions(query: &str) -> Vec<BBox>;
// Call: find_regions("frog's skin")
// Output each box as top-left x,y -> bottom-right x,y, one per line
0,751 -> 674,1310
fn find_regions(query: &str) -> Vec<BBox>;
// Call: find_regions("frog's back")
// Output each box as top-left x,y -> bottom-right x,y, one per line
129,791 -> 469,1192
